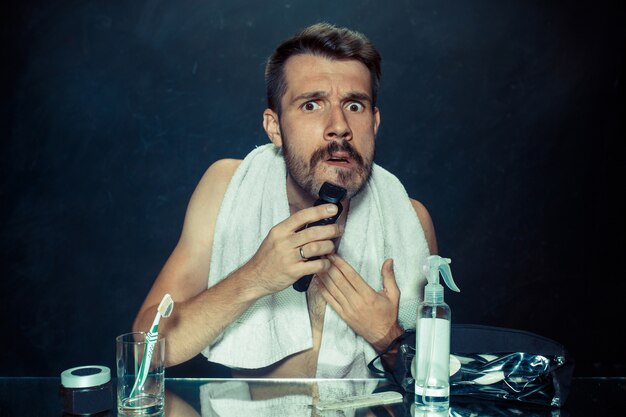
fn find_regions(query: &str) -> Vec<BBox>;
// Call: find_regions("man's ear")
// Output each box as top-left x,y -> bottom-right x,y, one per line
373,107 -> 381,137
263,109 -> 282,147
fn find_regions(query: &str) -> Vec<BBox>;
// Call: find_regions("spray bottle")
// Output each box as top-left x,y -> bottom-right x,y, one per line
414,255 -> 460,411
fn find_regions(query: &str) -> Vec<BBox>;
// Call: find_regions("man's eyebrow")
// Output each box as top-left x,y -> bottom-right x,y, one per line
291,91 -> 328,103
291,91 -> 372,103
343,91 -> 372,103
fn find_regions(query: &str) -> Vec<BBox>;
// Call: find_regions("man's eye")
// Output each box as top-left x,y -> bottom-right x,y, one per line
346,102 -> 365,112
302,101 -> 321,112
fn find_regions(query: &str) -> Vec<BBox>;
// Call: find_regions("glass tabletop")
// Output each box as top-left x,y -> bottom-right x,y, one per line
0,377 -> 624,416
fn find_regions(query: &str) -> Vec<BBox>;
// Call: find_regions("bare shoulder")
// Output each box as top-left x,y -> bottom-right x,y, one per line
192,158 -> 241,204
200,158 -> 242,189
410,198 -> 438,255
181,159 -> 242,245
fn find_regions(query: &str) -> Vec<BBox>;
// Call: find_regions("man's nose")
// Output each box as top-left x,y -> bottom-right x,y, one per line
324,106 -> 352,141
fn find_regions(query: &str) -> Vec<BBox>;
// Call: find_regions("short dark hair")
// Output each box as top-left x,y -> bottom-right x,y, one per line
265,22 -> 382,114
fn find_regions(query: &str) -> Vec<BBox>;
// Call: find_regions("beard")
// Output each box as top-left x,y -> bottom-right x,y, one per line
282,135 -> 374,200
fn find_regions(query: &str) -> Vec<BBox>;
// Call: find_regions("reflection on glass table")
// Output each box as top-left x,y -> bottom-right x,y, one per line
162,377 -> 625,417
0,377 -> 623,416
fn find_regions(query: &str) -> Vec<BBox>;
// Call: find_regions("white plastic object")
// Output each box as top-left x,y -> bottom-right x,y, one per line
315,391 -> 403,411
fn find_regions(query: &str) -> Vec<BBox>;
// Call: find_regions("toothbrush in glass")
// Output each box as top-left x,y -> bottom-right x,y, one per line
130,293 -> 174,398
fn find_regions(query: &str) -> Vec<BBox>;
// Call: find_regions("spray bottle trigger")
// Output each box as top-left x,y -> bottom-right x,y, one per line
439,261 -> 460,293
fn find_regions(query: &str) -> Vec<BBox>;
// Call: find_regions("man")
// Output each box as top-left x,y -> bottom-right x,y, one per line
133,23 -> 437,378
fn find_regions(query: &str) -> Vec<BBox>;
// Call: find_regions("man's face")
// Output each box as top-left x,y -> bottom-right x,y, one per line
268,54 -> 380,199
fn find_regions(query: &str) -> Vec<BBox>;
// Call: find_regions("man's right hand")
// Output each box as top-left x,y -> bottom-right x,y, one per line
245,203 -> 343,296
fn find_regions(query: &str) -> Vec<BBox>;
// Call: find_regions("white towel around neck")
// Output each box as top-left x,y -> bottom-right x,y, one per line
201,143 -> 430,377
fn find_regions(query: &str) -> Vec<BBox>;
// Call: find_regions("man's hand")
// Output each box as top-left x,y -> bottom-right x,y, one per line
315,255 -> 404,352
245,203 -> 343,296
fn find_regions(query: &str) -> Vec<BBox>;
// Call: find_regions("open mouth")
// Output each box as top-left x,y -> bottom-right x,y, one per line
325,152 -> 352,167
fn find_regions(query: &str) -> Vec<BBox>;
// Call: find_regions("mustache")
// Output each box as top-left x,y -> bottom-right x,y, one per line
309,140 -> 365,168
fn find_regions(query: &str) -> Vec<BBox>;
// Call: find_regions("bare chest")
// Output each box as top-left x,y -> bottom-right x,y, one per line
307,283 -> 327,329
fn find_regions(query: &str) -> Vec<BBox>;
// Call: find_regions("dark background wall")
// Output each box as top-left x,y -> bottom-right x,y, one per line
2,0 -> 624,378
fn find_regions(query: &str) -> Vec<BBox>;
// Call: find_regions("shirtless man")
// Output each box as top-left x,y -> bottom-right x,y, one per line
133,23 -> 437,378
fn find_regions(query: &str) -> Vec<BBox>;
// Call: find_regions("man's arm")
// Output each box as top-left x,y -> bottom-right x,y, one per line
132,159 -> 344,367
132,158 -> 246,367
410,198 -> 438,256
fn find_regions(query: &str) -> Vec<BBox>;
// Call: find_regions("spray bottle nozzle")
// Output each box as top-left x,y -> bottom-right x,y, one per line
421,255 -> 460,303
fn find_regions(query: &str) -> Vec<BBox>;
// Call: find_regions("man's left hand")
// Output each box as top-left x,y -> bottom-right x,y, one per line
315,255 -> 404,352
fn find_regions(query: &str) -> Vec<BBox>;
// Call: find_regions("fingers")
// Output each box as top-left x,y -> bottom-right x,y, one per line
316,274 -> 346,315
318,256 -> 400,306
299,240 -> 335,261
315,257 -> 364,317
326,254 -> 369,294
287,204 -> 343,258
380,259 -> 400,300
297,257 -> 332,278
284,204 -> 338,233
316,257 -> 402,349
248,204 -> 345,294
271,203 -> 342,250
292,222 -> 342,248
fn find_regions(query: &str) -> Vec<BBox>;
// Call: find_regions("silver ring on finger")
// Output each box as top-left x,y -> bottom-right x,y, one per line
299,246 -> 308,261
